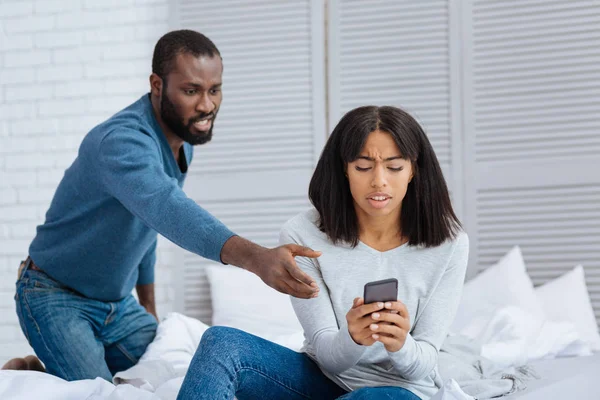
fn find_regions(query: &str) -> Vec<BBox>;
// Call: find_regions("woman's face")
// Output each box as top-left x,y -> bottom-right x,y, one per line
346,130 -> 413,221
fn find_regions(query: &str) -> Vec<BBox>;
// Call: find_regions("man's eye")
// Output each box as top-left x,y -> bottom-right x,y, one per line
210,89 -> 221,95
184,89 -> 196,95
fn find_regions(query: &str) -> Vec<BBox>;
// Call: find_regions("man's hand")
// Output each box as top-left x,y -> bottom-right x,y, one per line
253,244 -> 321,299
368,301 -> 411,352
220,236 -> 320,299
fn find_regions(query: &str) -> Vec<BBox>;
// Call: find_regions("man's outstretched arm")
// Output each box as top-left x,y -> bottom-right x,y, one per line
220,236 -> 320,299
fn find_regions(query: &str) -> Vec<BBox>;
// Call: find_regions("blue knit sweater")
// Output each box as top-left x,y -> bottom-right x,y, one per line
29,94 -> 235,301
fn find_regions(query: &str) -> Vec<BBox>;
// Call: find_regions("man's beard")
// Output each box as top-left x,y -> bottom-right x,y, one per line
160,91 -> 216,146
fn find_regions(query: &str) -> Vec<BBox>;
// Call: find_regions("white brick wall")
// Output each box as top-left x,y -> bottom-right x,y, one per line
0,0 -> 179,362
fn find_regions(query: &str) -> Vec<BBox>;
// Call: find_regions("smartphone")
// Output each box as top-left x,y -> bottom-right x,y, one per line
363,278 -> 398,304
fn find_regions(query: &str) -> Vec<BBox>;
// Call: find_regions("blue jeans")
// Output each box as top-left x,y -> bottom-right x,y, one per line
177,326 -> 421,400
14,259 -> 157,381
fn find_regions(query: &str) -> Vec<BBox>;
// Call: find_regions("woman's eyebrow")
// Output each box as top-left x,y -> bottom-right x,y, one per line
356,155 -> 403,161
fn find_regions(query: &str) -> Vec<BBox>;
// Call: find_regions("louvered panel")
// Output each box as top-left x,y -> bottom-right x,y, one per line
191,137 -> 314,173
182,197 -> 310,323
476,184 -> 600,327
340,0 -> 447,20
472,0 -> 600,162
340,54 -> 448,71
176,0 -> 316,173
174,0 -> 324,320
332,0 -> 453,170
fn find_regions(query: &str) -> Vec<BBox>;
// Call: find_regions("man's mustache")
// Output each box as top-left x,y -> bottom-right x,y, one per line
190,112 -> 216,124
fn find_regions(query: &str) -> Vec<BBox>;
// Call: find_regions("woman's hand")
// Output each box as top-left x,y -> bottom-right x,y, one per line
369,301 -> 411,352
346,297 -> 386,346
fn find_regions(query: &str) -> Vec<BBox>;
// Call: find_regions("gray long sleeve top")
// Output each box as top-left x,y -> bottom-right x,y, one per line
279,209 -> 469,399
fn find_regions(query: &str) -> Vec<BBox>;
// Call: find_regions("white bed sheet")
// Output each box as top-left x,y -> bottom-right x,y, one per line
505,353 -> 600,399
3,355 -> 598,400
2,312 -> 597,400
0,370 -> 160,400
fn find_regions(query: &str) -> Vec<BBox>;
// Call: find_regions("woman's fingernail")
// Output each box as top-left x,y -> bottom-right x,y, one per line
372,313 -> 380,319
385,302 -> 392,308
310,282 -> 318,287
377,302 -> 384,308
370,324 -> 378,330
372,334 -> 379,340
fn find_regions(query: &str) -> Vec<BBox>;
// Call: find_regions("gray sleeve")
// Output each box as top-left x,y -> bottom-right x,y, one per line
279,225 -> 366,375
388,233 -> 470,380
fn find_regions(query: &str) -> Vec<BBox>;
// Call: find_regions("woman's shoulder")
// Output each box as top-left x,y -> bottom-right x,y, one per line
451,230 -> 469,250
415,230 -> 469,257
281,208 -> 320,234
434,230 -> 469,267
280,208 -> 327,244
441,230 -> 469,253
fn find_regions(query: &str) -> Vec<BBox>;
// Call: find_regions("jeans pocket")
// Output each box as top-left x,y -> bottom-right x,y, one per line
28,270 -> 67,292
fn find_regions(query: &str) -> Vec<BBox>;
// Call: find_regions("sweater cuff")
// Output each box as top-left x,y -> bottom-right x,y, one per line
388,332 -> 418,368
339,324 -> 367,356
210,228 -> 237,264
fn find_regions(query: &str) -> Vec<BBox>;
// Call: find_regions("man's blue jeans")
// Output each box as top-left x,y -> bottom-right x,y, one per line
177,326 -> 422,400
14,259 -> 157,381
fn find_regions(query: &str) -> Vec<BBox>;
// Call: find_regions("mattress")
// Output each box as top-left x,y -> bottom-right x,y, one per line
506,353 -> 600,399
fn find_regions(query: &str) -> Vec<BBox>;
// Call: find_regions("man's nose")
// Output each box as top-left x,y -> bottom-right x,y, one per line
196,93 -> 214,114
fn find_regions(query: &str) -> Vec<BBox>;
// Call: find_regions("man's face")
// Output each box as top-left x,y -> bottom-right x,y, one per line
160,53 -> 223,145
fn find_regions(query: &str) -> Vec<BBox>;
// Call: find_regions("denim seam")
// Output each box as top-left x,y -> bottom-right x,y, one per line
15,291 -> 30,343
21,289 -> 69,379
237,366 -> 312,399
114,342 -> 138,365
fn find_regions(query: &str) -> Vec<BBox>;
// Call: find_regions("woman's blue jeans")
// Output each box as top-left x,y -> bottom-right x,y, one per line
177,326 -> 421,400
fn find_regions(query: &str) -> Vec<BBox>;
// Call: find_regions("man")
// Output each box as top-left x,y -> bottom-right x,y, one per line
4,30 -> 320,381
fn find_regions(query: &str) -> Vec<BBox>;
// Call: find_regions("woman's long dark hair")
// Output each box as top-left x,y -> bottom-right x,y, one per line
309,105 -> 461,248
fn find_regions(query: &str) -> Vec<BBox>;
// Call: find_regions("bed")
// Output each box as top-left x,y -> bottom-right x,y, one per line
2,312 -> 598,400
1,247 -> 599,399
506,353 -> 600,399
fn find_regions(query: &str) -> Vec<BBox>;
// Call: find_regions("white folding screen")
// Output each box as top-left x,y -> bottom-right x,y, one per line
172,0 -> 324,323
327,0 -> 464,215
172,0 -> 600,327
462,0 -> 600,326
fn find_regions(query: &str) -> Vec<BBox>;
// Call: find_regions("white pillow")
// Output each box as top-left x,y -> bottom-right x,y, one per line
536,265 -> 600,351
450,246 -> 545,335
205,265 -> 303,341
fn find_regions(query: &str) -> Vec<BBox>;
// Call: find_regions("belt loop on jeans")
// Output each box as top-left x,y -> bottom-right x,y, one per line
19,256 -> 42,278
17,257 -> 32,280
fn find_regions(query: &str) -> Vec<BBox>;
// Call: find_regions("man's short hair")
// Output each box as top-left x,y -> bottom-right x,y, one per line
152,30 -> 221,80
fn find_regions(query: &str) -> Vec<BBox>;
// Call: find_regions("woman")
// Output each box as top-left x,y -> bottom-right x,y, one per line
177,106 -> 469,400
